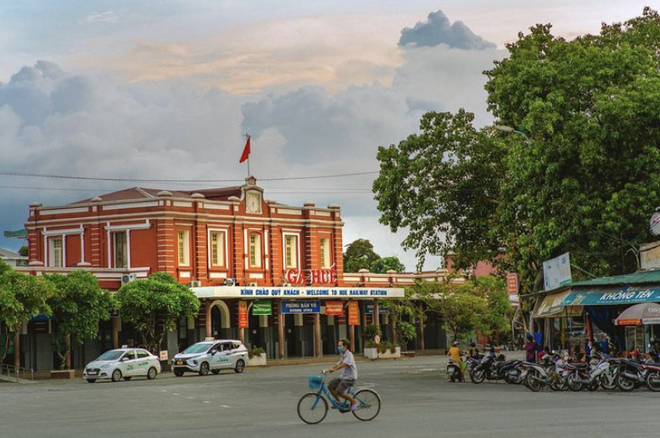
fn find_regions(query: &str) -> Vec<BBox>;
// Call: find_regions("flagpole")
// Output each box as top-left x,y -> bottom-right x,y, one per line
245,132 -> 250,177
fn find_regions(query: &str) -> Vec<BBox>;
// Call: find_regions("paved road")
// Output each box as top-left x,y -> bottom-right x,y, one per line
2,356 -> 659,438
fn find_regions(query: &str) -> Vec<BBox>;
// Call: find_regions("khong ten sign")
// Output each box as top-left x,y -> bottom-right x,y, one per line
193,286 -> 405,300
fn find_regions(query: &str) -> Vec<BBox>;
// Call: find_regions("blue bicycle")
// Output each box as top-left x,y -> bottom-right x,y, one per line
297,375 -> 381,424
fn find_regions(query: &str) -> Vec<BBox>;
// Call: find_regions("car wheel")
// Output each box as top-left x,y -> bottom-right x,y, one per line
147,367 -> 158,380
123,376 -> 132,381
235,359 -> 245,374
199,362 -> 210,376
87,379 -> 97,384
212,369 -> 220,375
174,369 -> 184,377
111,369 -> 122,382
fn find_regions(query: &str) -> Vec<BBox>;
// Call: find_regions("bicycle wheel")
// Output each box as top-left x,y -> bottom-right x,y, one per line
352,389 -> 381,421
297,393 -> 328,425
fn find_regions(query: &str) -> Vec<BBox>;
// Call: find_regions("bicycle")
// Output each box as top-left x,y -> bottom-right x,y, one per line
297,375 -> 381,424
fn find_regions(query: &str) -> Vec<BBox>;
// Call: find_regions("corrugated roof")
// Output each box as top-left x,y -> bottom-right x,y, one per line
0,248 -> 27,260
571,270 -> 660,287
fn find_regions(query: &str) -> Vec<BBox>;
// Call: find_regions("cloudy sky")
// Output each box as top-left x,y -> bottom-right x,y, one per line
0,0 -> 650,270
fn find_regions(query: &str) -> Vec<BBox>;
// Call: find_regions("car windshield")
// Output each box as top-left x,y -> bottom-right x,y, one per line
183,343 -> 211,354
96,350 -> 124,361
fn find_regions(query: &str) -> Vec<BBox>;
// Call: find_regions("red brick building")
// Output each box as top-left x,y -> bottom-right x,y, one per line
14,177 -> 459,370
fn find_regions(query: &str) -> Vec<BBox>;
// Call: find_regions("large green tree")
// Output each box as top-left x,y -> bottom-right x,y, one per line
46,271 -> 114,370
0,271 -> 55,367
369,256 -> 406,274
343,239 -> 381,272
115,272 -> 200,353
374,8 -> 660,298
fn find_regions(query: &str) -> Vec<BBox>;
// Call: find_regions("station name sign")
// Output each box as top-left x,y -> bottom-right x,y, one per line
193,286 -> 405,300
284,267 -> 337,285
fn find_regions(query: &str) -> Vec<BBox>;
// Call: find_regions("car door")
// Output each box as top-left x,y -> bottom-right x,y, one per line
208,343 -> 222,370
226,342 -> 243,368
135,350 -> 151,376
217,342 -> 233,369
120,351 -> 137,376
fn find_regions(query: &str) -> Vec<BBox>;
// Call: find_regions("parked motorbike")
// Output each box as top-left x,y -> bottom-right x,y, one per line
616,358 -> 647,392
470,352 -> 522,384
642,363 -> 660,392
522,353 -> 568,392
566,354 -> 610,392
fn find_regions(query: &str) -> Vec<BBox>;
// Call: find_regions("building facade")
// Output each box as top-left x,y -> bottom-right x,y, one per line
8,177 -> 456,370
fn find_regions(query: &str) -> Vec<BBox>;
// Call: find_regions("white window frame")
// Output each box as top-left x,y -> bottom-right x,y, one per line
208,229 -> 228,268
113,231 -> 129,269
48,236 -> 64,268
177,230 -> 190,266
320,236 -> 332,269
248,233 -> 262,268
282,231 -> 301,270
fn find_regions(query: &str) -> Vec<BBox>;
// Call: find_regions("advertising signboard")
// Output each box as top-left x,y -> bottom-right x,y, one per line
543,252 -> 572,291
281,300 -> 321,314
324,301 -> 344,316
252,300 -> 272,316
348,301 -> 360,326
238,301 -> 248,328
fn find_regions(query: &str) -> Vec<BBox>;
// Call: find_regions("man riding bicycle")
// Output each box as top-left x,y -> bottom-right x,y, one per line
323,338 -> 359,412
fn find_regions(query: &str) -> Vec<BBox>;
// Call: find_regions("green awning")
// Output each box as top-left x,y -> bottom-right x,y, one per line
563,286 -> 660,306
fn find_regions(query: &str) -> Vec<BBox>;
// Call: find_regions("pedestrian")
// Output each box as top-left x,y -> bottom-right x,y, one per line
524,334 -> 537,363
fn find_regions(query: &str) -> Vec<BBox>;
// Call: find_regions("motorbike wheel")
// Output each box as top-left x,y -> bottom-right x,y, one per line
616,374 -> 635,392
524,371 -> 543,392
470,369 -> 485,384
646,372 -> 660,392
554,375 -> 569,391
586,378 -> 600,392
600,371 -> 618,391
567,375 -> 583,392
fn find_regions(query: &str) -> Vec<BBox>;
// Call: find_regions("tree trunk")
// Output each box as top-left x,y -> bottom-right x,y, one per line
13,329 -> 20,368
65,335 -> 71,369
418,317 -> 425,351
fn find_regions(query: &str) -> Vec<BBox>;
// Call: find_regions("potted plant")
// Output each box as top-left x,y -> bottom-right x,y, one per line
247,346 -> 267,366
363,325 -> 381,360
377,341 -> 401,359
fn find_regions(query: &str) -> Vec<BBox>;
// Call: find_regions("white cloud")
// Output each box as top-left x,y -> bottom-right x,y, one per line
83,11 -> 118,24
399,10 -> 496,50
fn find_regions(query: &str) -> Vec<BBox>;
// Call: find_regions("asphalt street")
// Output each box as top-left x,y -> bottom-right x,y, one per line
2,355 -> 660,438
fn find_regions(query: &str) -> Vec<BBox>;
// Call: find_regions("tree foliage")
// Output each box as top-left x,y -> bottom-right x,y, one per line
344,239 -> 406,273
0,271 -> 54,331
46,271 -> 114,370
374,8 -> 660,297
0,258 -> 10,276
369,256 -> 406,274
115,272 -> 200,353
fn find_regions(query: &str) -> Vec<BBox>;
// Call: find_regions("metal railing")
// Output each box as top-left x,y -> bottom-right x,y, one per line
0,362 -> 34,382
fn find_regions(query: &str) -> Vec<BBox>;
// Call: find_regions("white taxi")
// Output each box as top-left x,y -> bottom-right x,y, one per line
83,348 -> 161,383
172,340 -> 249,376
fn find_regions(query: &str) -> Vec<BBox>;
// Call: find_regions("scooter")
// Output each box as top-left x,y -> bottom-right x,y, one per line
566,355 -> 609,392
447,358 -> 464,382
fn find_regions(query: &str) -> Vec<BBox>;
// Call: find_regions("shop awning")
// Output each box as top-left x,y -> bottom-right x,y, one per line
533,290 -> 572,318
563,286 -> 660,306
615,302 -> 660,326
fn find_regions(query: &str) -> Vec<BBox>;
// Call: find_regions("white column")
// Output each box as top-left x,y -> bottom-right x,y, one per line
107,230 -> 112,268
80,229 -> 85,264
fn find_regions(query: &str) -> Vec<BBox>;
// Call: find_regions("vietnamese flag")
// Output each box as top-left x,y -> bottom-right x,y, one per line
239,136 -> 251,163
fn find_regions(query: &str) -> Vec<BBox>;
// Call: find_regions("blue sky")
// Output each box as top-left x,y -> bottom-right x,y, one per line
0,0 -> 651,269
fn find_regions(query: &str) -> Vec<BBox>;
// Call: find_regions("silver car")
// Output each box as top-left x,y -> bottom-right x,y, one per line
172,340 -> 249,376
83,348 -> 161,383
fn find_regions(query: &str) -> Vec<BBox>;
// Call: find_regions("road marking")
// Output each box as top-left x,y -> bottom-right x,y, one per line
187,397 -> 195,400
173,393 -> 179,396
203,401 -> 211,404
221,405 -> 230,408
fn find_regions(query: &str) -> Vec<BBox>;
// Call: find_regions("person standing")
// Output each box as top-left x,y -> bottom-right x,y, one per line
524,334 -> 537,362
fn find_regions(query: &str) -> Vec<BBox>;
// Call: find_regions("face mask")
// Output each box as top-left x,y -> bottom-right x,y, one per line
338,347 -> 344,354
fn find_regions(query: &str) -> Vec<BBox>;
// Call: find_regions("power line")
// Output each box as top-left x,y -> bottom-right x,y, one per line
0,185 -> 374,195
0,170 -> 379,183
